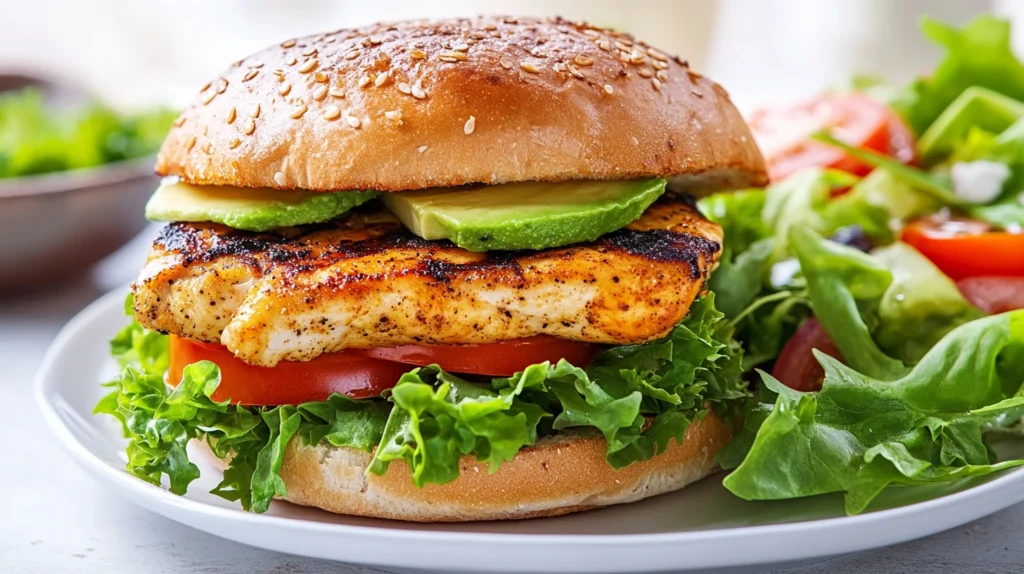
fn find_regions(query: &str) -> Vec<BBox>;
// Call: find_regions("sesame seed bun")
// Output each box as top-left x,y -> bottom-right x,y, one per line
157,16 -> 766,195
199,409 -> 732,522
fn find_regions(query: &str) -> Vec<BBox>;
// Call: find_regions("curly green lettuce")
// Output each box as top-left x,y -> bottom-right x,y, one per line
97,294 -> 746,512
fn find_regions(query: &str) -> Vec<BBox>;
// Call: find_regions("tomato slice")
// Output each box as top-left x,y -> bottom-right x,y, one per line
748,93 -> 916,181
901,215 -> 1024,280
956,277 -> 1024,314
771,318 -> 843,392
350,335 -> 601,377
168,335 -> 602,405
168,336 -> 411,405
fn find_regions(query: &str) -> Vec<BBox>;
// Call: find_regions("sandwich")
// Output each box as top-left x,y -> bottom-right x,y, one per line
98,16 -> 766,522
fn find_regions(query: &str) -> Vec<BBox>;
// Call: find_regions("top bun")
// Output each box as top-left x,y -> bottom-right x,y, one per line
157,16 -> 767,194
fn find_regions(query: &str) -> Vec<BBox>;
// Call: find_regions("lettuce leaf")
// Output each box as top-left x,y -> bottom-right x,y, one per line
99,293 -> 747,512
892,16 -> 1024,135
723,311 -> 1024,514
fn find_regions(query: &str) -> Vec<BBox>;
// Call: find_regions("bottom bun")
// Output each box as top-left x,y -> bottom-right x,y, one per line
201,410 -> 732,522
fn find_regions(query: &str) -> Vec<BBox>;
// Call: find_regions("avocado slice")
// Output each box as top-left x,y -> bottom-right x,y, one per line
380,178 -> 666,251
146,179 -> 378,231
917,86 -> 1024,165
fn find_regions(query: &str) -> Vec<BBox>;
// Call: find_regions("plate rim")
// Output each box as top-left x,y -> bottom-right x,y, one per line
34,288 -> 1024,571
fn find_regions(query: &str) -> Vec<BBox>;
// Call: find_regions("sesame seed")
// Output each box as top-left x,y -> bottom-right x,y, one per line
358,75 -> 372,88
452,43 -> 469,52
464,115 -> 476,135
583,29 -> 601,38
298,59 -> 317,73
531,48 -> 547,58
368,35 -> 383,45
520,61 -> 543,74
251,104 -> 260,118
241,118 -> 256,135
567,64 -> 585,79
279,82 -> 291,96
553,62 -> 567,73
439,51 -> 467,62
328,87 -> 346,98
201,91 -> 217,105
230,160 -> 240,170
417,145 -> 428,153
374,71 -> 390,87
631,136 -> 640,146
411,84 -> 427,99
346,115 -> 361,129
312,85 -> 328,100
345,49 -> 360,60
499,56 -> 513,69
470,31 -> 485,39
228,137 -> 241,149
248,62 -> 264,69
647,47 -> 669,62
216,78 -> 229,93
226,107 -> 237,124
384,109 -> 402,123
652,78 -> 662,91
290,104 -> 308,119
638,68 -> 654,78
274,171 -> 288,186
652,59 -> 668,70
200,82 -> 211,93
656,69 -> 668,82
286,56 -> 298,66
314,71 -> 328,83
603,84 -> 614,95
397,82 -> 411,95
629,49 -> 647,65
173,116 -> 186,128
598,40 -> 611,52
281,39 -> 297,48
574,54 -> 594,66
185,135 -> 197,151
323,105 -> 341,120
409,49 -> 426,60
302,47 -> 318,57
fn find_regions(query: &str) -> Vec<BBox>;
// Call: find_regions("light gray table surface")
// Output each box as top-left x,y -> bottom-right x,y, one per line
3,230 -> 1022,574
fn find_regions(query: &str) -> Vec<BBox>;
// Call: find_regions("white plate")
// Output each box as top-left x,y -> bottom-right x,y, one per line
36,289 -> 1024,574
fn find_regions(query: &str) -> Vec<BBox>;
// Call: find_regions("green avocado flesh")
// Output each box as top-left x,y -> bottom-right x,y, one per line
380,178 -> 667,251
145,179 -> 379,231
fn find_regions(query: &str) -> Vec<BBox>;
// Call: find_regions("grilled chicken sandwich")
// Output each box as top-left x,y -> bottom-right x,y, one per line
100,16 -> 767,522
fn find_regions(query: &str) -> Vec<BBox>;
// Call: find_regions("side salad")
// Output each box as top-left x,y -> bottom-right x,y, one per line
705,14 -> 1024,514
0,88 -> 175,179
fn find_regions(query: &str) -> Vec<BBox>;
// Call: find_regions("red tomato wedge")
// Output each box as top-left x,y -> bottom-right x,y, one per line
956,277 -> 1024,314
168,335 -> 602,405
168,336 -> 411,405
771,318 -> 843,392
901,215 -> 1024,280
748,93 -> 915,181
350,335 -> 601,377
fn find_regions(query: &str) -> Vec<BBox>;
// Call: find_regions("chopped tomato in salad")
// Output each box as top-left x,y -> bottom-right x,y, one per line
749,93 -> 916,182
901,215 -> 1024,281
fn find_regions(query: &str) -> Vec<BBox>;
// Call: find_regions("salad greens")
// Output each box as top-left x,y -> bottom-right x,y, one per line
0,88 -> 175,179
98,294 -> 746,512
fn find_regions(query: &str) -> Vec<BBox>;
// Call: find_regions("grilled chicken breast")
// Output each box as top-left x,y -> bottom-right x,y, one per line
134,195 -> 722,366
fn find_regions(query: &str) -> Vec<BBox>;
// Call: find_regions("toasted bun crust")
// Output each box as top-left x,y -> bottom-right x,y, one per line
200,410 -> 731,522
157,17 -> 766,194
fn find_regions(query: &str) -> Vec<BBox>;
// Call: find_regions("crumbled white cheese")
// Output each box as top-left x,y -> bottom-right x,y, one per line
950,161 -> 1011,204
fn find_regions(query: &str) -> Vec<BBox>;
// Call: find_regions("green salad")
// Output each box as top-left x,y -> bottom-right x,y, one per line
0,88 -> 175,179
96,15 -> 1024,517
